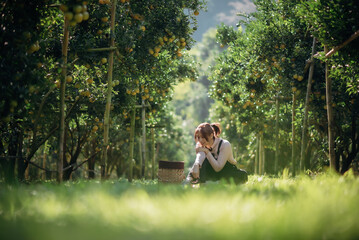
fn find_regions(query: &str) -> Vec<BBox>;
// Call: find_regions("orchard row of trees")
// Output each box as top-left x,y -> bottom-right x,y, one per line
0,0 -> 205,183
209,0 -> 359,175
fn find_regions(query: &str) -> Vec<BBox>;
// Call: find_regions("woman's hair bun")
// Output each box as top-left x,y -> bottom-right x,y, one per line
211,123 -> 221,137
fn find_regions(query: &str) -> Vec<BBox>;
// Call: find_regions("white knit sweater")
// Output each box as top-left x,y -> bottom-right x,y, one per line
194,137 -> 237,172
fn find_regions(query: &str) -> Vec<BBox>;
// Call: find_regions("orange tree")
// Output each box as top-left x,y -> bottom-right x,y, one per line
210,0 -> 359,175
209,0 -> 325,174
0,0 -> 204,182
56,0 -> 203,179
297,0 -> 359,173
107,54 -> 199,179
0,0 -> 55,183
75,0 -> 203,179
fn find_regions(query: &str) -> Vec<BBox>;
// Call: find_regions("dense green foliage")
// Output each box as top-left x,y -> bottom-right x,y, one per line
209,0 -> 359,175
1,173 -> 359,239
0,0 -> 205,182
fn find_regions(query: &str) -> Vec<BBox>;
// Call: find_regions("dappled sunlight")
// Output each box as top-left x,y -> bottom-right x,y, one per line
31,193 -> 69,220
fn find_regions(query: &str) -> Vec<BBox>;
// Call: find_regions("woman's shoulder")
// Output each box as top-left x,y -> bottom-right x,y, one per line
218,138 -> 231,148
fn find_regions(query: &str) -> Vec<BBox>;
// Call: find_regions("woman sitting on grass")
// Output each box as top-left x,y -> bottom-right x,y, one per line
186,122 -> 248,184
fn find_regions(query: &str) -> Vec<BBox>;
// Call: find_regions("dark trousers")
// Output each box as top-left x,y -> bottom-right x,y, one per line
199,158 -> 248,184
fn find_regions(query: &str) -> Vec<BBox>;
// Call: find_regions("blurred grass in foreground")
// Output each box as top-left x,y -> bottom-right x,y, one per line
1,172 -> 359,240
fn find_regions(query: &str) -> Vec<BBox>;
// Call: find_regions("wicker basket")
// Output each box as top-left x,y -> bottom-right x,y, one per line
158,160 -> 185,183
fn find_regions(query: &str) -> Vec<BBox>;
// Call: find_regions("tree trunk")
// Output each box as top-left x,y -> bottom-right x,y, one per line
141,100 -> 146,178
138,136 -> 143,178
255,134 -> 259,175
87,140 -> 96,179
5,121 -> 22,183
42,141 -> 47,180
340,111 -> 358,173
324,45 -> 336,171
88,155 -> 96,179
58,17 -> 69,183
292,93 -> 296,176
63,130 -> 85,181
102,0 -> 117,179
16,129 -> 27,182
151,128 -> 155,180
128,108 -> 136,182
63,166 -> 73,181
300,37 -> 316,172
259,133 -> 264,175
274,95 -> 279,174
3,157 -> 16,184
304,140 -> 312,170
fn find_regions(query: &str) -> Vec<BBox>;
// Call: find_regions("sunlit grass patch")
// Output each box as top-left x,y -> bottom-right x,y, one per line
1,174 -> 359,240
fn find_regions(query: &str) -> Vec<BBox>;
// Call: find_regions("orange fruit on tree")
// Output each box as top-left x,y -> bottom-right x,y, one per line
87,78 -> 94,84
74,13 -> 83,23
73,5 -> 83,13
66,75 -> 73,83
55,80 -> 60,88
64,12 -> 74,20
154,46 -> 161,53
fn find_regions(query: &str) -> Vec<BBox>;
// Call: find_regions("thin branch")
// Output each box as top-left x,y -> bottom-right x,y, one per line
85,47 -> 117,52
32,86 -> 56,150
8,150 -> 100,173
73,152 -> 99,171
26,96 -> 82,162
314,30 -> 359,59
325,30 -> 359,58
26,157 -> 57,172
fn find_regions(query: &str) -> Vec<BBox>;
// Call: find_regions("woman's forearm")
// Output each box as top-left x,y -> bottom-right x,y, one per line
205,152 -> 226,172
194,152 -> 206,166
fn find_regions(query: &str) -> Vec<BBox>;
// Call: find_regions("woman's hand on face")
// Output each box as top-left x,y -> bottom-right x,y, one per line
195,143 -> 202,153
196,146 -> 209,154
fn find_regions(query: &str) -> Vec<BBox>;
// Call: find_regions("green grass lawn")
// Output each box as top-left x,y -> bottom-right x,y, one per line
1,172 -> 359,240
